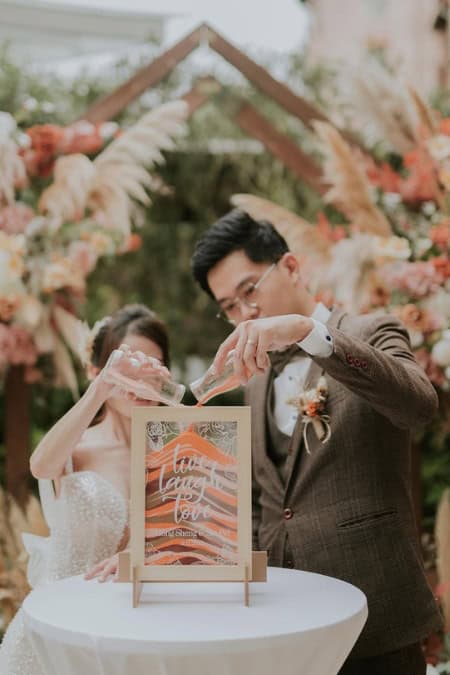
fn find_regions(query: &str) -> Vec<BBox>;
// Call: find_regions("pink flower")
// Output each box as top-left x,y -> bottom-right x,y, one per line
415,348 -> 446,387
384,262 -> 443,299
67,241 -> 98,276
0,203 -> 34,235
393,304 -> 443,333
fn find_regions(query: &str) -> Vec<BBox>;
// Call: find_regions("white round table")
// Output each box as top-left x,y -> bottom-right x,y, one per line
23,567 -> 367,675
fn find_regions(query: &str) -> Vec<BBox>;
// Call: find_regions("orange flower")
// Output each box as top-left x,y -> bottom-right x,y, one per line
430,222 -> 450,250
366,160 -> 402,193
432,256 -> 450,278
316,212 -> 346,243
305,401 -> 320,417
127,233 -> 143,252
22,124 -> 65,176
440,118 -> 450,136
61,122 -> 104,155
401,147 -> 440,204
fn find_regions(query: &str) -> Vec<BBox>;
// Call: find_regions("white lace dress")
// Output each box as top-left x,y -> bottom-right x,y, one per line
0,467 -> 127,675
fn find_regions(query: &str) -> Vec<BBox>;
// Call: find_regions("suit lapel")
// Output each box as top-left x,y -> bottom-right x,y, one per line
283,307 -> 347,489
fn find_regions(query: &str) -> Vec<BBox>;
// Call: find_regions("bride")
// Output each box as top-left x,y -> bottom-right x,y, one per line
0,304 -> 173,674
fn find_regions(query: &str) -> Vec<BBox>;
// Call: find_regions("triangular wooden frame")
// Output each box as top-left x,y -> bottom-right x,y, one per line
81,23 -> 362,192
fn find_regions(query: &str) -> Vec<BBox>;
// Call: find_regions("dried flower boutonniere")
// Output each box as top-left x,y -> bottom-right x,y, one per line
287,375 -> 331,454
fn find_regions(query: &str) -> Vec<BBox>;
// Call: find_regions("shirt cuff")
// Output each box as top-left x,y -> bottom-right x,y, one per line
297,319 -> 334,357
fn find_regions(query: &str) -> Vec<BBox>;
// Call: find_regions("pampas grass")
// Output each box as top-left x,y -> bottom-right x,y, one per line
313,121 -> 392,237
351,64 -> 420,154
230,193 -> 331,261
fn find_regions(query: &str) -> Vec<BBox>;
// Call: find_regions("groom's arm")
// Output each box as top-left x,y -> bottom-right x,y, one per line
312,314 -> 438,430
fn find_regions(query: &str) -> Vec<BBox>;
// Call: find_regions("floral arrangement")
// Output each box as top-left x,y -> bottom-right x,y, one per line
231,88 -> 450,394
0,102 -> 187,393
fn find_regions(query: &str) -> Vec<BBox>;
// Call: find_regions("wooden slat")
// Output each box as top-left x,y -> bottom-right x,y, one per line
209,29 -> 327,131
181,76 -> 221,115
81,22 -> 361,150
82,24 -> 210,123
235,102 -> 325,193
208,25 -> 361,148
5,366 -> 31,508
178,76 -> 324,193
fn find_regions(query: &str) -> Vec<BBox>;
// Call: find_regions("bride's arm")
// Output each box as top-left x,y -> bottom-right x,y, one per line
30,377 -> 112,480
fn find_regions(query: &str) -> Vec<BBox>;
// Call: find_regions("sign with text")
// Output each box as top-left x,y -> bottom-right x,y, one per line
130,407 -> 252,582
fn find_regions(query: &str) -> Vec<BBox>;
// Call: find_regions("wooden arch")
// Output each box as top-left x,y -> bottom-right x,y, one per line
82,22 -> 360,193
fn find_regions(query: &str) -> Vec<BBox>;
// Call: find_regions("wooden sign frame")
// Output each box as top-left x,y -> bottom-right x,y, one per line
128,406 -> 254,603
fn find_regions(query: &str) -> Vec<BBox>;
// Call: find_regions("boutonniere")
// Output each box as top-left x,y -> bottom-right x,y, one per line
287,376 -> 331,454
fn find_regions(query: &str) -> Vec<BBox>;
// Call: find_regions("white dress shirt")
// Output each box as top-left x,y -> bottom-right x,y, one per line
273,303 -> 333,436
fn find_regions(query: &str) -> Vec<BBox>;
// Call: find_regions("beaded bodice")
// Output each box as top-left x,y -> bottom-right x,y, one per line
31,471 -> 128,585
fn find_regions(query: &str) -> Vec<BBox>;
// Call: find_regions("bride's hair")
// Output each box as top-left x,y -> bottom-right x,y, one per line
91,304 -> 170,369
89,304 -> 170,426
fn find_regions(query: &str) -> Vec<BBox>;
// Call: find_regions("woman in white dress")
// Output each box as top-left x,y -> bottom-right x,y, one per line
0,304 -> 173,674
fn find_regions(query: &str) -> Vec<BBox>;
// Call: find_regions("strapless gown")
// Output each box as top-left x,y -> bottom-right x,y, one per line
0,469 -> 127,674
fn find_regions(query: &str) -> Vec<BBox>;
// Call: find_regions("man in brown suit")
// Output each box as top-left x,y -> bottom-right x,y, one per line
191,209 -> 442,674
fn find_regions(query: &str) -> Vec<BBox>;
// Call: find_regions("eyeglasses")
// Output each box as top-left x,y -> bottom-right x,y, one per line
216,262 -> 277,325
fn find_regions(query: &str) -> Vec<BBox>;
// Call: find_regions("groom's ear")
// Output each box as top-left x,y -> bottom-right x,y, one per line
279,252 -> 300,279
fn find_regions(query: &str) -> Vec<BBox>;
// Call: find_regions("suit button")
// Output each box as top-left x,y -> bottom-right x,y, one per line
346,354 -> 353,364
283,508 -> 293,520
286,560 -> 295,569
361,361 -> 368,370
354,358 -> 361,367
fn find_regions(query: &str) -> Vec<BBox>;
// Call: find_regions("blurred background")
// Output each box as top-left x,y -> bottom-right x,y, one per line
1,0 -> 450,654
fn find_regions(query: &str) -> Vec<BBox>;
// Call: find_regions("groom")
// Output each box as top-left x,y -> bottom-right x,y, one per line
191,209 -> 442,675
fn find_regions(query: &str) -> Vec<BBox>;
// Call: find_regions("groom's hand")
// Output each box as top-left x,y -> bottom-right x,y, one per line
212,314 -> 314,383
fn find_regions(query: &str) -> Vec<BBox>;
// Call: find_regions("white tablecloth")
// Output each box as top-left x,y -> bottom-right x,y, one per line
23,567 -> 367,675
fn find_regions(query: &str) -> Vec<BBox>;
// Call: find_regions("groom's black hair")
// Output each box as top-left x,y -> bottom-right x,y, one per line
191,209 -> 289,297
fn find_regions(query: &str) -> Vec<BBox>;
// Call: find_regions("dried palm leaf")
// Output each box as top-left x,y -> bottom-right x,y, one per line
38,154 -> 95,228
323,234 -> 383,311
314,121 -> 391,237
436,488 -> 450,629
53,334 -> 79,399
408,86 -> 437,137
36,101 -> 187,236
90,101 -> 188,235
230,194 -> 331,261
52,305 -> 90,365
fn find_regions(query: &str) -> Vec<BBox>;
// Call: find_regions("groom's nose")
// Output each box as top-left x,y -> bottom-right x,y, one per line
238,302 -> 260,323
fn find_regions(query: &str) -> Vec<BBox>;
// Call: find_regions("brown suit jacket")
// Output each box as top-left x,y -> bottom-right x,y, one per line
246,308 -> 442,659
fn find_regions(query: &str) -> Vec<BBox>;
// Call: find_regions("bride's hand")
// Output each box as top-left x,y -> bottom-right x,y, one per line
84,553 -> 120,582
101,344 -> 171,392
98,344 -> 170,398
